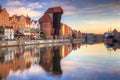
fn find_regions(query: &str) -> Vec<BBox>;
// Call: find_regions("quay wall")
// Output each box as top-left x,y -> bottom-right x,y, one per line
0,39 -> 84,47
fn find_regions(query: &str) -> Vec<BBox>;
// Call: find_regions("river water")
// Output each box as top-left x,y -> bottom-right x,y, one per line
0,42 -> 120,80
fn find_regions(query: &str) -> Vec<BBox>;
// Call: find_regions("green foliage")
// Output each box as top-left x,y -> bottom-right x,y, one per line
40,32 -> 46,39
0,5 -> 2,10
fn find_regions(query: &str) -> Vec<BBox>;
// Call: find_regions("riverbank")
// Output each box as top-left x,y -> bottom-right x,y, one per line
0,39 -> 84,47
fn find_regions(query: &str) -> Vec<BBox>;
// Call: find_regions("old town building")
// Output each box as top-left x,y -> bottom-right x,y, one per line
72,30 -> 78,39
10,15 -> 26,39
0,8 -> 10,26
78,30 -> 82,39
24,16 -> 31,39
60,23 -> 72,39
30,20 -> 40,39
39,14 -> 53,39
30,20 -> 40,30
17,15 -> 26,34
39,7 -> 63,39
9,15 -> 19,33
0,8 -> 14,40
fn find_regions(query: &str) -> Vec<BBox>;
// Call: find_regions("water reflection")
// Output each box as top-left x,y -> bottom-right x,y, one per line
104,42 -> 120,51
0,42 -> 120,80
52,46 -> 62,75
0,43 -> 79,80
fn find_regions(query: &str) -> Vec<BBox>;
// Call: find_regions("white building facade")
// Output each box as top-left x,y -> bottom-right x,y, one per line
30,20 -> 40,39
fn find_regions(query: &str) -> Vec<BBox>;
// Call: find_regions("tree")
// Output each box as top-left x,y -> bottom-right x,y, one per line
40,32 -> 46,39
0,5 -> 2,10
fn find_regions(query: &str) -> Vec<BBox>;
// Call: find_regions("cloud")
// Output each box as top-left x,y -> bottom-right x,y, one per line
7,64 -> 61,80
61,5 -> 79,15
6,0 -> 43,19
27,2 -> 42,9
60,1 -> 120,16
7,7 -> 42,17
7,0 -> 23,7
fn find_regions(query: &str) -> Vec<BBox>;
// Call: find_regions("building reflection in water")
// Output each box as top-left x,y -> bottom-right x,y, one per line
52,46 -> 62,75
0,43 -> 82,80
39,47 -> 53,72
104,42 -> 120,51
1,42 -> 120,79
0,46 -> 41,80
72,42 -> 81,50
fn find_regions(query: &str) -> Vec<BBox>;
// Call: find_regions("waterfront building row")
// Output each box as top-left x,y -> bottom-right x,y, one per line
0,8 -> 40,40
0,7 -> 82,40
39,7 -> 82,39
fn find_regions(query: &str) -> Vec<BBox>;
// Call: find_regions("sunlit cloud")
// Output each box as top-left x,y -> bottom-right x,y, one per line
6,0 -> 42,18
1,0 -> 120,33
7,65 -> 60,80
7,0 -> 23,7
7,7 -> 42,17
27,2 -> 42,9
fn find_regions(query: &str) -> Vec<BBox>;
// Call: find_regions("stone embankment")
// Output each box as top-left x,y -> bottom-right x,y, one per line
0,39 -> 84,47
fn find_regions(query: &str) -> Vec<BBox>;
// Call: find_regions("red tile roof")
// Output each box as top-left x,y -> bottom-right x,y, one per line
9,15 -> 25,22
45,7 -> 63,13
39,14 -> 52,23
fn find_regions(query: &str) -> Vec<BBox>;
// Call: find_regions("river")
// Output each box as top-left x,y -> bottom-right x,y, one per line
0,42 -> 120,80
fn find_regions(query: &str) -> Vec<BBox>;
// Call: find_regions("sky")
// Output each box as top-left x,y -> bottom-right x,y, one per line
0,0 -> 120,34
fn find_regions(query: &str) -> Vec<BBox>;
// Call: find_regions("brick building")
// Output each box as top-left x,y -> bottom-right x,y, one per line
24,16 -> 31,39
39,14 -> 53,39
59,23 -> 72,39
0,8 -> 14,40
39,7 -> 63,39
9,15 -> 19,33
10,15 -> 26,39
72,30 -> 78,39
17,15 -> 26,34
0,8 -> 10,26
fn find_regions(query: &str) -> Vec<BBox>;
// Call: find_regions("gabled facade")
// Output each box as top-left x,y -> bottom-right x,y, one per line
30,20 -> 40,30
60,23 -> 72,39
72,30 -> 78,39
30,20 -> 40,39
39,14 -> 53,39
0,8 -> 14,40
9,15 -> 26,39
39,7 -> 63,39
24,16 -> 31,36
78,30 -> 82,39
17,15 -> 26,31
67,26 -> 72,39
9,15 -> 19,33
0,8 -> 10,26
